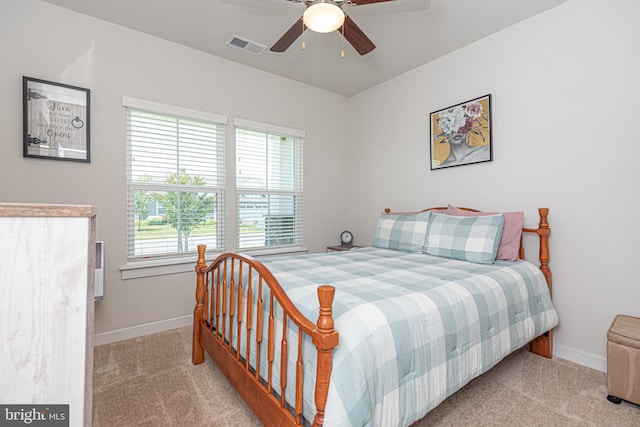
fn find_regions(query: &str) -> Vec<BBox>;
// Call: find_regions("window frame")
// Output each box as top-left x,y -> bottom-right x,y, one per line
233,117 -> 305,253
122,97 -> 227,277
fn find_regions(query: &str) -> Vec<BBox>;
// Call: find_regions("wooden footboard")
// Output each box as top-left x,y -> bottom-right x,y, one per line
192,246 -> 338,427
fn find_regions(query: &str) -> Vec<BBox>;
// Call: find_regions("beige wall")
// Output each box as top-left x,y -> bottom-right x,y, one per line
347,0 -> 640,370
0,0 -> 351,336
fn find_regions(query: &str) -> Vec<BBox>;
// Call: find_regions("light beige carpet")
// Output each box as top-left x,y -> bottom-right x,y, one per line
93,326 -> 639,426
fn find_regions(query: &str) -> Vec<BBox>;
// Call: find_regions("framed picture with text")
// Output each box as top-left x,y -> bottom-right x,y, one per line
23,76 -> 90,162
430,94 -> 492,170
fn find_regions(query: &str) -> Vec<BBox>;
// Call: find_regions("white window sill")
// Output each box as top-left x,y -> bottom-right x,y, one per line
120,257 -> 205,280
120,246 -> 308,279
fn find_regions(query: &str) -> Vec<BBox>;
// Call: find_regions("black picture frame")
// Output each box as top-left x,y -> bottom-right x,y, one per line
23,76 -> 90,163
429,94 -> 492,170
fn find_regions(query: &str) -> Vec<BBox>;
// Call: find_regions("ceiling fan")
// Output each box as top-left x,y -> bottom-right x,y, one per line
270,0 -> 395,56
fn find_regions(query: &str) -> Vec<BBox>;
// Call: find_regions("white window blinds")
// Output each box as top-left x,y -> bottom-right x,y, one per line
124,97 -> 226,261
234,118 -> 304,250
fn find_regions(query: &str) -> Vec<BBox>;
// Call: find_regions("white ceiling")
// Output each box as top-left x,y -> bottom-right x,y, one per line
42,0 -> 568,97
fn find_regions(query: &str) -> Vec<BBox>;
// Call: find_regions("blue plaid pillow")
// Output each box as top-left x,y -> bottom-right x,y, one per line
372,211 -> 432,252
424,213 -> 504,264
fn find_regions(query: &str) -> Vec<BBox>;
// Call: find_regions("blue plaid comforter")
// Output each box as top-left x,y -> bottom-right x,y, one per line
239,247 -> 558,426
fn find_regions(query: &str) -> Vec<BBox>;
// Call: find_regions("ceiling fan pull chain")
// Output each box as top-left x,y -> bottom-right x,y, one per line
341,22 -> 345,58
302,20 -> 306,50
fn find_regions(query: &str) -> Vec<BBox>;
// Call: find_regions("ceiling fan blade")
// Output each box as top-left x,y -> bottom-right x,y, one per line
342,15 -> 376,55
347,0 -> 396,5
270,17 -> 305,52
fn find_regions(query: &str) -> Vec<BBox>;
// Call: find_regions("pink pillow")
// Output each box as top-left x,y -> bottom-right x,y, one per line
446,204 -> 523,261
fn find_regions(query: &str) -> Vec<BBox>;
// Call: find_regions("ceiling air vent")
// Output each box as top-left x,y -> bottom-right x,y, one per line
225,34 -> 267,55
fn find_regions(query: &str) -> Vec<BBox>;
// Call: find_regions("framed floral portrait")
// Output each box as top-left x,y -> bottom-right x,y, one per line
430,94 -> 492,170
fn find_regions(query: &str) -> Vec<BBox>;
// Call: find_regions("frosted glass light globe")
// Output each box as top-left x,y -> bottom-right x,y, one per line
303,3 -> 345,33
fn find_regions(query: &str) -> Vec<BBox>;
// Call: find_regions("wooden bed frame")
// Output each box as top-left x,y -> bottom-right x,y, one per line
192,207 -> 553,427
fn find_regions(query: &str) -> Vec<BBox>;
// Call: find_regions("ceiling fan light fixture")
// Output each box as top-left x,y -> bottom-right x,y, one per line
303,3 -> 345,33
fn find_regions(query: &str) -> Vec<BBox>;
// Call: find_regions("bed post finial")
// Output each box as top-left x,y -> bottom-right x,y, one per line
192,244 -> 207,365
312,285 -> 339,427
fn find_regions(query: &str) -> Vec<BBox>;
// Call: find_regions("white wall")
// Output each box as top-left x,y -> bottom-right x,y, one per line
0,0 -> 351,337
347,0 -> 640,370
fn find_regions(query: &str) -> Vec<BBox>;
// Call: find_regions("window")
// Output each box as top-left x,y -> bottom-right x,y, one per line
234,118 -> 304,250
124,97 -> 226,262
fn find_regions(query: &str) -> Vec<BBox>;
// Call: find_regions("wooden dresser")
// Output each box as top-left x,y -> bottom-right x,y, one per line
0,203 -> 96,426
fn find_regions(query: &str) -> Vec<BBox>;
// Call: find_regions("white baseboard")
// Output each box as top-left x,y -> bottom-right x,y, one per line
94,314 -> 192,346
554,344 -> 607,373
